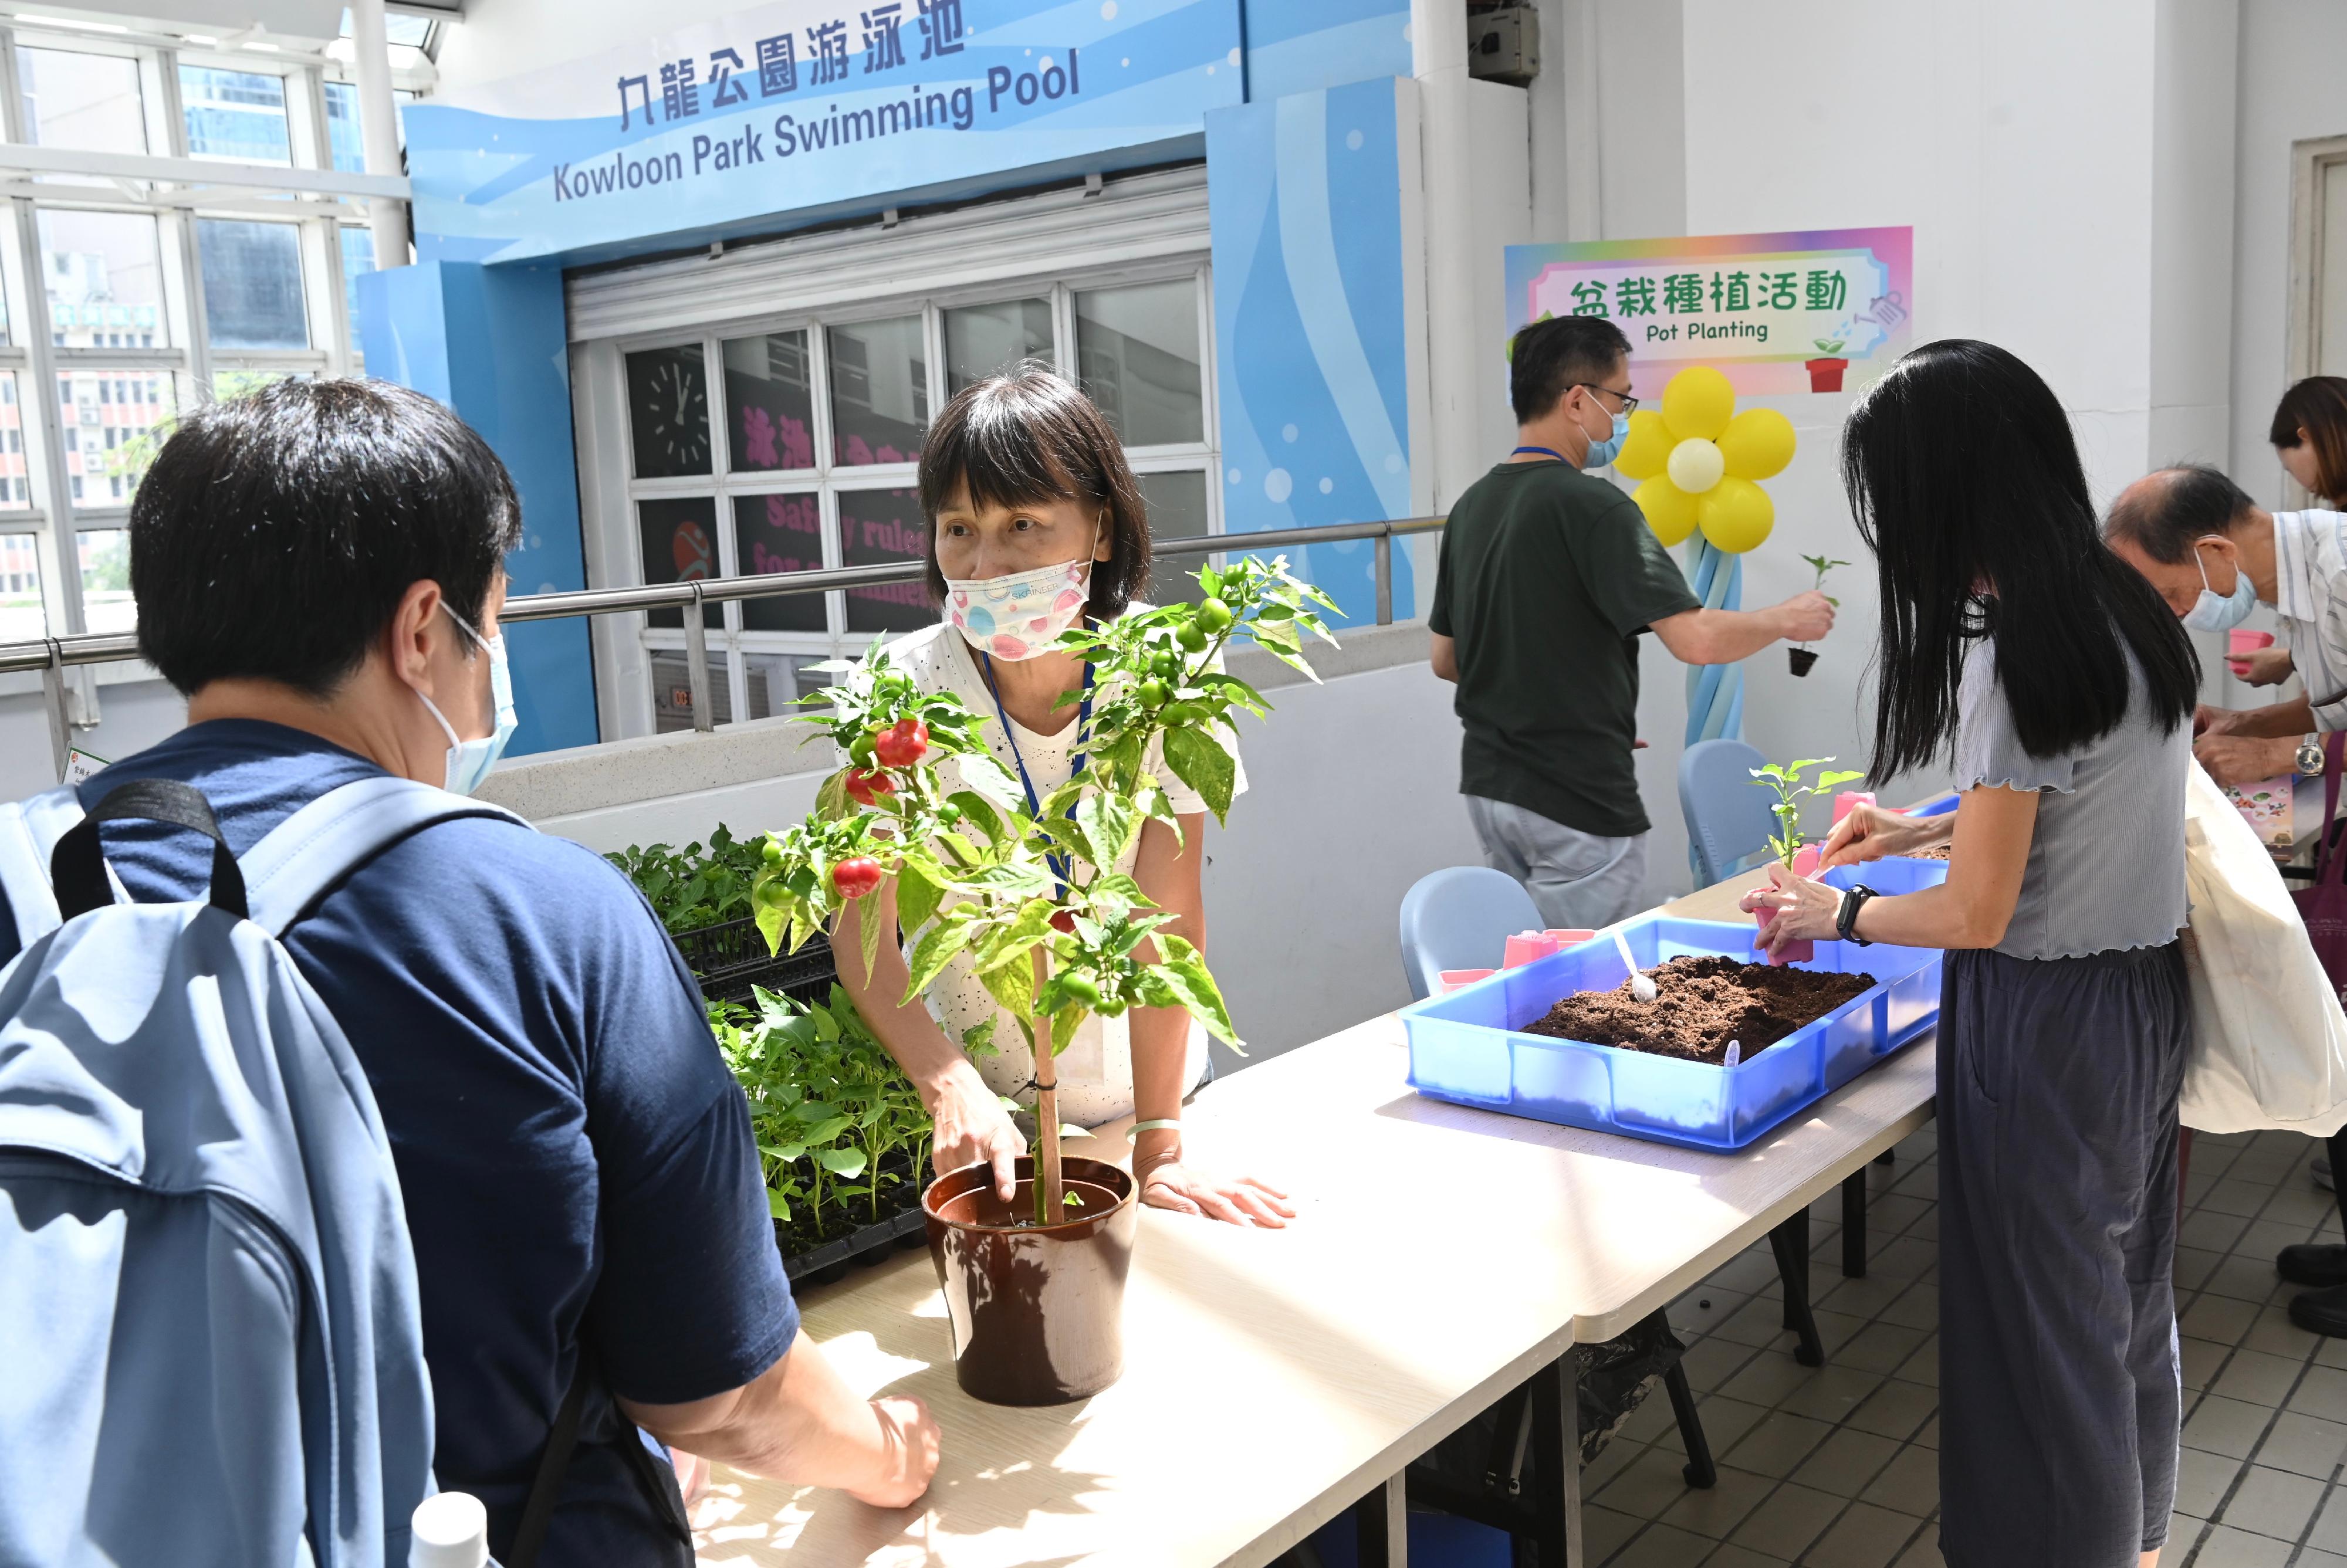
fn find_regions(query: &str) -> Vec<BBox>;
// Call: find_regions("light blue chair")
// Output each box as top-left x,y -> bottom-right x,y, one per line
1397,865 -> 1542,1003
1679,738 -> 1776,888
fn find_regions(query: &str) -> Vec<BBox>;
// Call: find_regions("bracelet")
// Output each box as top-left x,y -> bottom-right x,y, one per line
1126,1119 -> 1182,1141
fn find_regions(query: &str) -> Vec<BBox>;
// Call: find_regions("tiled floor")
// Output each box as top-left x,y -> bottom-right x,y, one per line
1578,1125 -> 2347,1567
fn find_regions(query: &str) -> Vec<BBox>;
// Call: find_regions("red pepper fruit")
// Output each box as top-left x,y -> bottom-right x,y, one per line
844,767 -> 894,806
872,717 -> 930,768
1049,909 -> 1076,934
831,857 -> 883,899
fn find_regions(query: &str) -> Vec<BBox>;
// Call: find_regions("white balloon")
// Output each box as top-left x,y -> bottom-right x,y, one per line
1666,437 -> 1726,495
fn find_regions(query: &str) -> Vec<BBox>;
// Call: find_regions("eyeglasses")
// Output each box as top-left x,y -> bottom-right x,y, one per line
1575,383 -> 1640,416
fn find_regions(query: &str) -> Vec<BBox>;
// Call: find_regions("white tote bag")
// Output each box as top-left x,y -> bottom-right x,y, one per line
2179,758 -> 2347,1135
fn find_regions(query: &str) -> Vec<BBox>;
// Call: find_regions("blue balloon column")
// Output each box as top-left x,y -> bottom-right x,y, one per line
1683,537 -> 1744,746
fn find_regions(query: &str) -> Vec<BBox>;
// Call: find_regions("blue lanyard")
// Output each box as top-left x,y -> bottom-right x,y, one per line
978,655 -> 1094,893
1513,445 -> 1566,461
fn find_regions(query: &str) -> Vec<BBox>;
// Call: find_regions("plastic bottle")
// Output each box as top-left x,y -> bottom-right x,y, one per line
410,1492 -> 489,1568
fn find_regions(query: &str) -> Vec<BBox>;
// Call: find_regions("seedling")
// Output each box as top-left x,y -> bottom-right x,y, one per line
1800,554 -> 1850,608
754,556 -> 1338,1227
1750,757 -> 1867,868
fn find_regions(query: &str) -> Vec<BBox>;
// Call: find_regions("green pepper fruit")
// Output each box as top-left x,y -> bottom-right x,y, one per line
760,839 -> 784,865
1058,972 -> 1102,1008
848,733 -> 876,767
1177,622 -> 1208,653
1137,678 -> 1170,709
1197,597 -> 1234,634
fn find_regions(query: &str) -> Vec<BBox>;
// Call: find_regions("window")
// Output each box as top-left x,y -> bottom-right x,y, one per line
75,528 -> 131,633
323,81 -> 417,174
340,224 -> 377,345
198,220 -> 308,349
180,66 -> 291,164
18,48 -> 147,157
39,209 -> 168,348
597,267 -> 1216,734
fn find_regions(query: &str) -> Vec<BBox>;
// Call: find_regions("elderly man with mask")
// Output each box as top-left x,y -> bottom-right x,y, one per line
2102,463 -> 2347,790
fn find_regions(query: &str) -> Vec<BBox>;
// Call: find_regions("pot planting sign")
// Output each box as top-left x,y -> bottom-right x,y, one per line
1504,227 -> 1913,399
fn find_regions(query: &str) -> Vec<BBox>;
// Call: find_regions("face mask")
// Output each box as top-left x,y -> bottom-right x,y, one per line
415,607 -> 518,795
942,522 -> 1099,661
1581,397 -> 1630,469
2181,541 -> 2260,633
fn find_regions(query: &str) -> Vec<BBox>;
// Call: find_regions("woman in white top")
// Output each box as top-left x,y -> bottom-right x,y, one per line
834,365 -> 1291,1229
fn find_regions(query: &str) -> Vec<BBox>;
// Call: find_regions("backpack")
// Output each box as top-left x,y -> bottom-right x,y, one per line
0,773 -> 531,1567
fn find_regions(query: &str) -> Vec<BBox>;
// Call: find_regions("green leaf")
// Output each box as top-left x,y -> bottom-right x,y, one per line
1816,770 -> 1867,790
895,857 -> 942,936
858,887 -> 885,984
1056,1123 -> 1090,1140
817,1147 -> 869,1177
802,1115 -> 852,1144
816,769 -> 852,821
979,957 -> 1036,1017
947,790 -> 1005,847
905,913 -> 976,1002
766,1187 -> 792,1220
1076,791 -> 1142,871
1161,726 -> 1237,825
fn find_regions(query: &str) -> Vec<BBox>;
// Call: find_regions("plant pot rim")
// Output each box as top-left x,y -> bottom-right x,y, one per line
923,1154 -> 1136,1236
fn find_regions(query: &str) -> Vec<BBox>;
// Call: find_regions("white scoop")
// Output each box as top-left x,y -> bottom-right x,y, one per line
1615,932 -> 1656,1002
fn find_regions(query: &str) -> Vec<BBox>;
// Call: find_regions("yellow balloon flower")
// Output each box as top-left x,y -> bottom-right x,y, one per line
1661,365 -> 1735,441
1634,476 -> 1700,546
1698,476 -> 1775,554
1719,408 -> 1797,481
1611,410 -> 1675,480
1627,366 -> 1796,554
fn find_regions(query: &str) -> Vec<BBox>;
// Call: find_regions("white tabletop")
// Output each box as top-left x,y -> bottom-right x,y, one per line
691,970 -> 1937,1566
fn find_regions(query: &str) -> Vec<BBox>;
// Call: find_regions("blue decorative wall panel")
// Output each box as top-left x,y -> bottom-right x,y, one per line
1207,76 -> 1418,629
359,262 -> 598,756
1243,1 -> 1412,101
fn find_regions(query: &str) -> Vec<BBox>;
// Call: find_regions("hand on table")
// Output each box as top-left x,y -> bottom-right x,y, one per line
1137,1159 -> 1296,1228
1818,804 -> 1939,868
925,1059 -> 1027,1201
2228,646 -> 2294,687
847,1396 -> 941,1510
2193,732 -> 2297,789
1738,862 -> 1842,956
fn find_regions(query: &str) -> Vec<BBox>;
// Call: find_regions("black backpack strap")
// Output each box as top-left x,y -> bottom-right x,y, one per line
505,1359 -> 591,1568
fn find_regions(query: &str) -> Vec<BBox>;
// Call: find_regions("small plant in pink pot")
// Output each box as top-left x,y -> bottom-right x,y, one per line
1748,757 -> 1866,964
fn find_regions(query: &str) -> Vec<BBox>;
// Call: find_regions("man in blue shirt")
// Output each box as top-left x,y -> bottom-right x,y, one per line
15,380 -> 938,1563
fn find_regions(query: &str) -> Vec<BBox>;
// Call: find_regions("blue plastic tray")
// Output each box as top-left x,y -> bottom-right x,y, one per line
1401,915 -> 1942,1152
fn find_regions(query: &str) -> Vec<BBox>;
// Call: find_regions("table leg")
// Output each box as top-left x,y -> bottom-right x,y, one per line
1353,1473 -> 1408,1568
1841,1169 -> 1868,1279
1529,1350 -> 1583,1566
1777,1208 -> 1811,1332
1768,1218 -> 1825,1367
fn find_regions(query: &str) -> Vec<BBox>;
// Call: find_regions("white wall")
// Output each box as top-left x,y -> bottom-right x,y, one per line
2230,0 -> 2347,503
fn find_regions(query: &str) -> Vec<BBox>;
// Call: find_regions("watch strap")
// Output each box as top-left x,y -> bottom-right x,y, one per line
1837,883 -> 1877,946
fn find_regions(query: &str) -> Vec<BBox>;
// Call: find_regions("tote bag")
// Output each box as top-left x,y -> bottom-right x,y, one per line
2179,747 -> 2347,1134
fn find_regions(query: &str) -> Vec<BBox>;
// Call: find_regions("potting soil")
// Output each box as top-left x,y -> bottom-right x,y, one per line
1525,953 -> 1875,1064
1912,845 -> 1953,860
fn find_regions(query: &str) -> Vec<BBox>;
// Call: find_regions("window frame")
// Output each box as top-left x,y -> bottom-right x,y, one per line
0,21 -> 397,651
588,256 -> 1220,740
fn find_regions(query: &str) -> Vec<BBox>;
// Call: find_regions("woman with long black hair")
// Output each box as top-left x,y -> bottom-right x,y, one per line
1743,340 -> 2200,1567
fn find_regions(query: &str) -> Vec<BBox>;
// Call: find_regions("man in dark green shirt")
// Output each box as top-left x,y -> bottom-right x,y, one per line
1429,316 -> 1833,925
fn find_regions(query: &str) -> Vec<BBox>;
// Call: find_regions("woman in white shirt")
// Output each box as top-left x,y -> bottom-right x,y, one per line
834,365 -> 1291,1229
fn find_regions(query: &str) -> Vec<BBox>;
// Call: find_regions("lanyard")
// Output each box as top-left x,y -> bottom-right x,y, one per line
1513,445 -> 1566,461
978,654 -> 1094,893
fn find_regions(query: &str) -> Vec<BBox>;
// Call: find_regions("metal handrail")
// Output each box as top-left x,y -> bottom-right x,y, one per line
2,513 -> 1444,759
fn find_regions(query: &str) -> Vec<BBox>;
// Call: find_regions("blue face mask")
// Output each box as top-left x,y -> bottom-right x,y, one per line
2181,542 -> 2259,633
1582,405 -> 1630,469
416,607 -> 519,795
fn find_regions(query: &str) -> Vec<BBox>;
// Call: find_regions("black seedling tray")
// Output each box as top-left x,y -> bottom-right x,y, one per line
778,1196 -> 928,1286
676,916 -> 838,1007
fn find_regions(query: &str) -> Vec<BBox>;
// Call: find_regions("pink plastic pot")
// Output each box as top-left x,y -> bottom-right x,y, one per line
1544,928 -> 1597,949
1440,968 -> 1496,993
1753,905 -> 1814,967
1832,792 -> 1876,825
1504,931 -> 1561,968
2228,629 -> 2275,656
1790,844 -> 1823,877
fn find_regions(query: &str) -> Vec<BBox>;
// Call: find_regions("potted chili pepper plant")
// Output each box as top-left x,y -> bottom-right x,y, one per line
749,556 -> 1337,1404
1788,554 -> 1848,677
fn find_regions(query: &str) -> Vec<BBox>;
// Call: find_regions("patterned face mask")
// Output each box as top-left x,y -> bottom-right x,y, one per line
941,521 -> 1100,661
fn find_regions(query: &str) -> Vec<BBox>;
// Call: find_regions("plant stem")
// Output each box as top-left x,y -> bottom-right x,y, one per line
1032,947 -> 1064,1225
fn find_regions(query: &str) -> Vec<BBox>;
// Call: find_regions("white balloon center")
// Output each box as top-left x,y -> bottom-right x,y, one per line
1666,437 -> 1726,495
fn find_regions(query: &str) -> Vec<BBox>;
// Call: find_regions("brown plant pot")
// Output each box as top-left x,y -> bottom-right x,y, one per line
1805,357 -> 1848,392
924,1154 -> 1138,1406
1788,646 -> 1818,677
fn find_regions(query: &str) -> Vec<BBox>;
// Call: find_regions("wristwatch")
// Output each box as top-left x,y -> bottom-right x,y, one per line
2298,735 -> 2325,777
1835,883 -> 1878,946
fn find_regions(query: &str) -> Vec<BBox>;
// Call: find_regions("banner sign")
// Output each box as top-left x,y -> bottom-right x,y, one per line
407,0 -> 1244,265
1504,226 -> 1913,397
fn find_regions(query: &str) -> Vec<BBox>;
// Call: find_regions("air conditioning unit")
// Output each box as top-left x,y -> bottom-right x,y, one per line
1468,4 -> 1539,86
